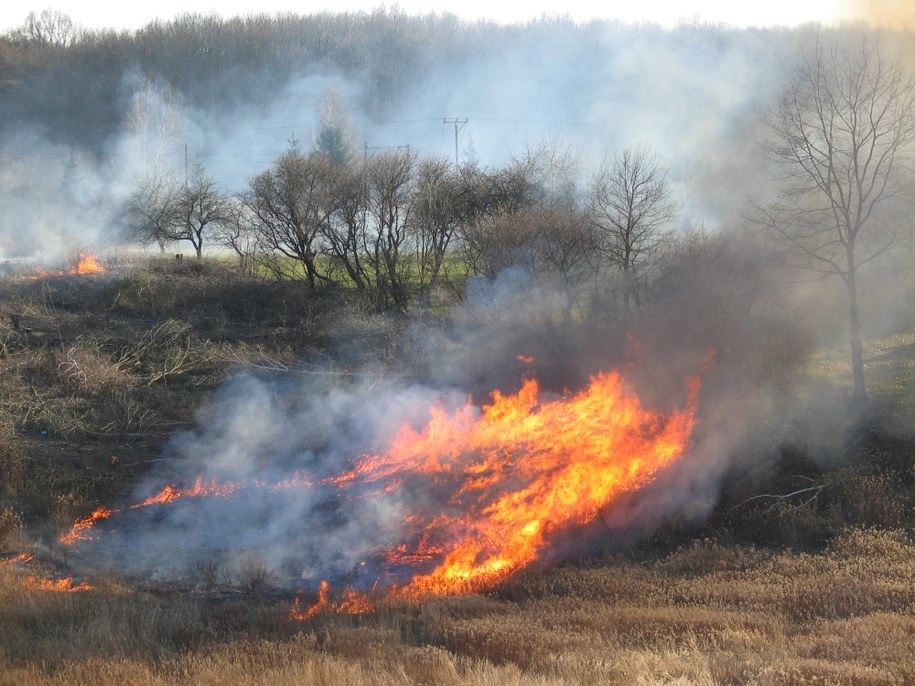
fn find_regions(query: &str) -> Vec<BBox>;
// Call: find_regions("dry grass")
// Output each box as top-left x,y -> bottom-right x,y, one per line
0,260 -> 334,524
1,527 -> 912,685
2,259 -> 915,684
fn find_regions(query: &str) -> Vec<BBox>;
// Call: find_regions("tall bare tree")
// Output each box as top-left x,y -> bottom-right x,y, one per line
10,9 -> 76,48
413,157 -> 477,296
123,76 -> 185,180
323,162 -> 372,294
364,149 -> 416,310
588,145 -> 676,313
755,36 -> 915,402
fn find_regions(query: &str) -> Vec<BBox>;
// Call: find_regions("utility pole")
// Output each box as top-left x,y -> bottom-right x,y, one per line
443,117 -> 468,166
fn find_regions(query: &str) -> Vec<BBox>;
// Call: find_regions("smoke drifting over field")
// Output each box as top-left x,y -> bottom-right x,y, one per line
62,271 -> 709,586
0,16 -> 805,263
3,14 -> 913,594
57,259 -> 811,591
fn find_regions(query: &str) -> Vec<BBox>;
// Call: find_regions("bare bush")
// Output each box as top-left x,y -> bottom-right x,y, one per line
57,345 -> 131,396
237,557 -> 272,597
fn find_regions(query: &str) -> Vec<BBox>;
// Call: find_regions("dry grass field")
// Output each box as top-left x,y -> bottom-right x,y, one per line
1,527 -> 913,685
2,259 -> 914,685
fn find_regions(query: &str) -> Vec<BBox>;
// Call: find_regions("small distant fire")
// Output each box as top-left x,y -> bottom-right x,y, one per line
73,252 -> 105,275
1,552 -> 93,592
58,365 -> 702,616
19,251 -> 105,280
21,576 -> 93,592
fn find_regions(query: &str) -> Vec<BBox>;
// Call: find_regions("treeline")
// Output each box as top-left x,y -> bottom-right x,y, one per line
123,133 -> 781,363
0,9 -> 749,150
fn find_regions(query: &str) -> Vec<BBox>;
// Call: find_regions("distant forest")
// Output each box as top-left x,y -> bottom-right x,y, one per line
0,10 -> 615,150
0,10 -> 811,153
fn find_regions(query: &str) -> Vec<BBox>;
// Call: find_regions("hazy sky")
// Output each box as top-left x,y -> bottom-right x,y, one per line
0,0 -> 867,35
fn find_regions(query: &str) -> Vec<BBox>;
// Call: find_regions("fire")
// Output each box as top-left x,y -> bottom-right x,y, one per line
59,507 -> 114,546
316,369 -> 700,608
73,252 -> 105,275
1,553 -> 93,592
19,251 -> 105,280
21,576 -> 93,592
290,581 -> 375,621
0,552 -> 35,567
56,364 -> 702,618
58,477 -> 243,546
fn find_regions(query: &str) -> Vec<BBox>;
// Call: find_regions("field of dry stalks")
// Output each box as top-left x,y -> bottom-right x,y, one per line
1,260 -> 914,685
2,527 -> 914,685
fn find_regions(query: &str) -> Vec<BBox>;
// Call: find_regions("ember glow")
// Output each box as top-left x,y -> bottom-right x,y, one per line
0,552 -> 35,567
59,366 -> 701,615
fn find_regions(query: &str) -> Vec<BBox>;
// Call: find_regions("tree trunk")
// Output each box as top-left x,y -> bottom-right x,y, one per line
846,259 -> 867,403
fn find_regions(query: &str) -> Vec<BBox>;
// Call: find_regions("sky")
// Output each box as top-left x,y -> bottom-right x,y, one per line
0,0 -> 883,35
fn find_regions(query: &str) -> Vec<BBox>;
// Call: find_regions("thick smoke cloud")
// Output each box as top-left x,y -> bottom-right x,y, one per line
65,266 -> 765,587
71,368 -> 472,584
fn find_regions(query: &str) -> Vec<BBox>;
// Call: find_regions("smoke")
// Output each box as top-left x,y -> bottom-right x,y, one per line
0,130 -> 116,264
5,16 -> 912,590
70,368 -> 471,583
0,18 -> 802,266
63,259 -> 813,588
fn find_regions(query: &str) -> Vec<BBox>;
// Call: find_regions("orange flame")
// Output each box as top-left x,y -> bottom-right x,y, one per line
54,363 -> 702,618
59,507 -> 114,546
289,580 -> 375,620
0,552 -> 36,567
20,252 -> 105,280
296,368 -> 700,617
130,476 -> 242,509
21,575 -> 93,592
58,478 -> 241,546
72,252 -> 105,275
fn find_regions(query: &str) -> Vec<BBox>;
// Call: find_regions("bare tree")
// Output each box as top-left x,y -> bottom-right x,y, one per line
217,196 -> 259,275
243,148 -> 335,289
10,9 -> 77,48
323,162 -> 372,294
755,36 -> 915,402
123,76 -> 185,179
588,145 -> 677,313
122,175 -> 182,253
364,149 -> 417,310
169,164 -> 233,259
413,156 -> 479,296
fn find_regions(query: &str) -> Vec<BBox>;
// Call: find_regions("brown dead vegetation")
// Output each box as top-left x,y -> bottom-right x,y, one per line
0,527 -> 913,685
1,258 -> 914,684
